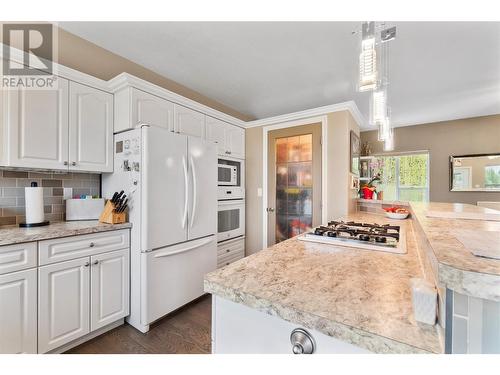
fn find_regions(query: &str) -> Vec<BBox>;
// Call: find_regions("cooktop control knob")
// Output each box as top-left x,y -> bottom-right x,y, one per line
290,328 -> 315,354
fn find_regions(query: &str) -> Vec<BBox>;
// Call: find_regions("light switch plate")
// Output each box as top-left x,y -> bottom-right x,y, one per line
257,188 -> 262,197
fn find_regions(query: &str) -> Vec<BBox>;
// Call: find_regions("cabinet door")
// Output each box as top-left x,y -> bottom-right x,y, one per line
174,104 -> 205,138
132,89 -> 174,131
206,116 -> 228,156
0,269 -> 37,354
90,249 -> 129,331
226,126 -> 245,159
69,81 -> 114,172
5,78 -> 69,170
38,258 -> 90,353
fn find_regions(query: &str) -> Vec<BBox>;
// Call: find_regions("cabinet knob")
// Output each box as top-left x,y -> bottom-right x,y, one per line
63,161 -> 68,166
290,328 -> 315,354
93,260 -> 99,265
84,262 -> 90,267
89,242 -> 95,248
71,162 -> 76,166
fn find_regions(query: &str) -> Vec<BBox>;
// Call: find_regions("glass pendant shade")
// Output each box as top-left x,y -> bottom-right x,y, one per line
383,127 -> 394,151
377,118 -> 391,141
358,22 -> 377,92
371,88 -> 387,125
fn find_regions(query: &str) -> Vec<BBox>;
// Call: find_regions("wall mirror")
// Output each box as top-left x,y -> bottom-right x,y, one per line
450,154 -> 500,191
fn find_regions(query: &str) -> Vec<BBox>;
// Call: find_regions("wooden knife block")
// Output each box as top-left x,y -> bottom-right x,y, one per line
99,200 -> 126,224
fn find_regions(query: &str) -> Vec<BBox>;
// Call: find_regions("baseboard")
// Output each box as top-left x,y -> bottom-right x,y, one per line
48,319 -> 125,354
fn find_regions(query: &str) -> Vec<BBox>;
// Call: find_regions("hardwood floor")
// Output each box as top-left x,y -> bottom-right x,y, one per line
66,295 -> 212,354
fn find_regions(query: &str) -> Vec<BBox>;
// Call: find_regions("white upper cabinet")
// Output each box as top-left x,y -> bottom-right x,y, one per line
174,104 -> 206,138
132,89 -> 174,131
206,116 -> 228,155
225,125 -> 245,159
206,116 -> 245,159
2,78 -> 69,170
69,82 -> 114,172
0,75 -> 114,173
114,87 -> 174,133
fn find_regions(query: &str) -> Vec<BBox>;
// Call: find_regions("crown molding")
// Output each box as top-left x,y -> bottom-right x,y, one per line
107,72 -> 246,128
244,101 -> 366,129
0,43 -> 111,92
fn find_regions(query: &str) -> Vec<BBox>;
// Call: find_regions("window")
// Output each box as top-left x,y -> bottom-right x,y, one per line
373,153 -> 429,202
484,165 -> 500,188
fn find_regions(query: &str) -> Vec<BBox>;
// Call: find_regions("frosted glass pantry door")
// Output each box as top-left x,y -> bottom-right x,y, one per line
267,124 -> 322,246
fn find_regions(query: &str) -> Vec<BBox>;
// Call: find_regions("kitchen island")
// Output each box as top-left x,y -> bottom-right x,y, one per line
205,212 -> 442,354
204,202 -> 500,354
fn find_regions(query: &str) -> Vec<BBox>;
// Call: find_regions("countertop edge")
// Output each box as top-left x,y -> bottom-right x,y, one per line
204,279 -> 439,354
408,202 -> 500,301
0,222 -> 133,246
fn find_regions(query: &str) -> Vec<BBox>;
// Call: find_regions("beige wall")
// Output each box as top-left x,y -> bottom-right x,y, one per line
0,23 -> 251,121
245,110 -> 360,255
245,126 -> 264,255
326,111 -> 360,220
360,115 -> 500,204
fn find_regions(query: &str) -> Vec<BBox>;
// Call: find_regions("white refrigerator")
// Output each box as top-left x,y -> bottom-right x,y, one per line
102,125 -> 217,333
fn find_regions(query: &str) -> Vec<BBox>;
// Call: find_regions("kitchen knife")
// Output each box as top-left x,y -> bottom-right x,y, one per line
115,194 -> 127,212
117,199 -> 128,213
113,190 -> 124,204
110,192 -> 118,204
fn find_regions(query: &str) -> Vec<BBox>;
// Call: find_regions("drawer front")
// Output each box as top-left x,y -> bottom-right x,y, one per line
217,248 -> 244,268
39,229 -> 130,265
217,238 -> 244,268
0,242 -> 37,275
217,237 -> 245,257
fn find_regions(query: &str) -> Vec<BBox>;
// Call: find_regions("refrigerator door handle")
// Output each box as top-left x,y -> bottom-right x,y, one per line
189,155 -> 197,228
152,237 -> 213,258
182,156 -> 189,229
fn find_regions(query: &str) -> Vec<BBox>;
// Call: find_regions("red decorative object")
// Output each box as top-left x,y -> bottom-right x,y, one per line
362,186 -> 375,199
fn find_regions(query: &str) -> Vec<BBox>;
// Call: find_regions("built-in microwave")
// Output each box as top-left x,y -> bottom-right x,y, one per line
218,157 -> 245,200
217,200 -> 245,242
218,163 -> 238,186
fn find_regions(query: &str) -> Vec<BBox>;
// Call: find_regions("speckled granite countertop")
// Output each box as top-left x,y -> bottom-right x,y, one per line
0,221 -> 132,246
205,212 -> 443,354
410,202 -> 500,301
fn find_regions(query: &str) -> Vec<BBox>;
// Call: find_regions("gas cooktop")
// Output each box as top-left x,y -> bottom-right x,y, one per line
299,220 -> 407,254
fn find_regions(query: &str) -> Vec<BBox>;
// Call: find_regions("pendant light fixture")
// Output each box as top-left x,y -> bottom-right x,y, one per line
358,22 -> 377,92
356,22 -> 396,151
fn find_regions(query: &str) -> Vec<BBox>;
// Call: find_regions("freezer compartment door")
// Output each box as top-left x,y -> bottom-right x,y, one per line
142,126 -> 188,251
141,235 -> 216,325
187,137 -> 217,240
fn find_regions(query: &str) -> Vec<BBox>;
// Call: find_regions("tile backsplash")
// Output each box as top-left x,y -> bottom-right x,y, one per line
0,169 -> 100,226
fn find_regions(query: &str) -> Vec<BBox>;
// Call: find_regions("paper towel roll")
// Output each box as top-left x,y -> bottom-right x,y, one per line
25,185 -> 45,224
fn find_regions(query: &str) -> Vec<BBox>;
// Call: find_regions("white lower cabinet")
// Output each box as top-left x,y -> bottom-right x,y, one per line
38,246 -> 130,353
90,249 -> 129,331
0,269 -> 37,354
213,296 -> 370,354
38,258 -> 90,353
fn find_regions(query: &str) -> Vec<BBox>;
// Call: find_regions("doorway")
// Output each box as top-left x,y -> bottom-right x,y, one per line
267,123 -> 322,246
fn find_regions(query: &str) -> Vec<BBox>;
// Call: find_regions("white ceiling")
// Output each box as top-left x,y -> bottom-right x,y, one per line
59,22 -> 500,129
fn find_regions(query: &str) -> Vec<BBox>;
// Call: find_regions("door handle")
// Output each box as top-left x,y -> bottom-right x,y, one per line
189,155 -> 197,228
153,236 -> 213,258
266,207 -> 275,213
182,156 -> 189,229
